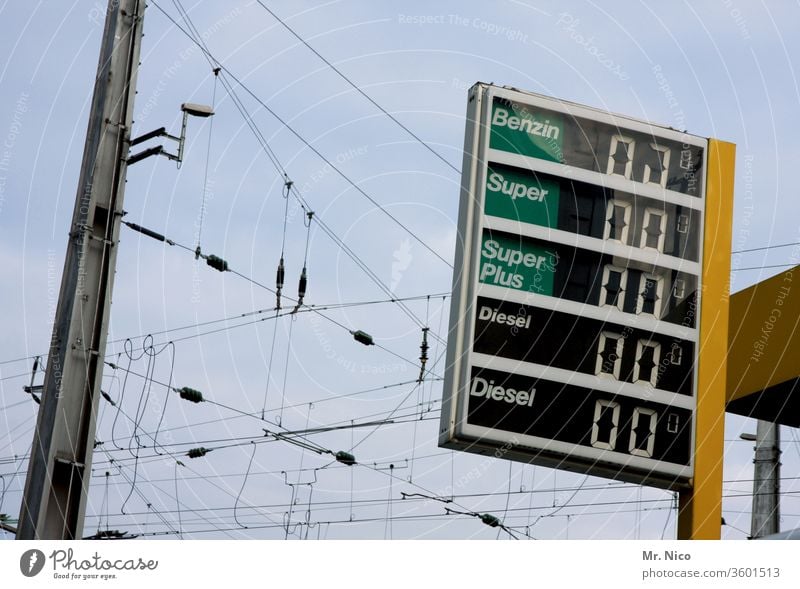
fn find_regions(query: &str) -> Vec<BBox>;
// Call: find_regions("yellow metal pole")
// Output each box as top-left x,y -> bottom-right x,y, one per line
677,139 -> 736,539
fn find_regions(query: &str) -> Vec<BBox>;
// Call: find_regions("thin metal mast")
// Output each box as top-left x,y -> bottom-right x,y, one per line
17,0 -> 146,539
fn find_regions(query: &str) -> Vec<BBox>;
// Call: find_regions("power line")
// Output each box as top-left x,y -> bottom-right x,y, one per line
88,377 -> 442,456
85,495 -> 681,532
254,0 -> 460,175
731,262 -> 797,272
97,354 -> 445,464
151,0 -> 453,271
90,407 -> 441,469
0,293 -> 450,371
732,241 -> 800,255
143,0 -> 450,349
99,391 -> 288,534
120,219 -> 445,376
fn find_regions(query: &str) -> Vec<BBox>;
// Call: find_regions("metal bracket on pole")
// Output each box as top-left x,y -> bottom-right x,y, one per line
127,103 -> 213,166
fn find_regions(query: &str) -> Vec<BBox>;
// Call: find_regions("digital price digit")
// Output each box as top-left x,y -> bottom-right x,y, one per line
606,134 -> 673,187
590,400 -> 658,458
629,407 -> 658,458
590,399 -> 620,450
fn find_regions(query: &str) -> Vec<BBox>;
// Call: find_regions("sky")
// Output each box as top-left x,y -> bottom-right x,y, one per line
1,0 -> 800,540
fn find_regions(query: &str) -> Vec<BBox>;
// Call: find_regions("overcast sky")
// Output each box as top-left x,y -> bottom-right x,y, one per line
2,0 -> 800,540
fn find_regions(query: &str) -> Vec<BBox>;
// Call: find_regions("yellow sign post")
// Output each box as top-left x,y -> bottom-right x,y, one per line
677,139 -> 736,539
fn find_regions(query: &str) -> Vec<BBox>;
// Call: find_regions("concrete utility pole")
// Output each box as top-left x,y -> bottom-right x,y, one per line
17,0 -> 145,539
750,420 -> 781,538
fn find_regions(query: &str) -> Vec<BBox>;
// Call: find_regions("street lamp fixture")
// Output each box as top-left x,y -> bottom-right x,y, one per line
127,102 -> 214,166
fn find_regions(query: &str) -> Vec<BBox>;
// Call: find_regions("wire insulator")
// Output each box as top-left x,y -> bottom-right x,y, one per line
123,221 -> 166,243
100,390 -> 116,406
352,330 -> 374,346
187,447 -> 210,459
418,327 -> 429,383
480,513 -> 501,528
206,254 -> 228,272
298,266 -> 307,300
177,387 -> 204,403
276,257 -> 286,310
334,450 -> 356,466
276,257 -> 285,290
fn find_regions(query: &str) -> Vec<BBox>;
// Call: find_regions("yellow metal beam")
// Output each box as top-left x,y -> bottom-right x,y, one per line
677,139 -> 735,540
727,265 -> 800,400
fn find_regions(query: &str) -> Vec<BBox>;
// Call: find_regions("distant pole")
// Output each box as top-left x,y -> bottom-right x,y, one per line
16,0 -> 145,539
750,420 -> 780,538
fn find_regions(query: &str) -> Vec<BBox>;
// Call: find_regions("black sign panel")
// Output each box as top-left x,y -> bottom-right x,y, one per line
482,228 -> 698,328
472,297 -> 695,395
487,163 -> 701,262
467,367 -> 692,466
492,97 -> 704,196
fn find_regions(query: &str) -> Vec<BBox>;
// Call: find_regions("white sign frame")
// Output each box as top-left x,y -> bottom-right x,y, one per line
439,83 -> 708,490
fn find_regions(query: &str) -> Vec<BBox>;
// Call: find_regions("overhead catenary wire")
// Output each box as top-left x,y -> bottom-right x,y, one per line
174,461 -> 184,539
661,492 -> 678,539
160,1 -> 455,337
102,357 -> 384,463
97,446 -> 179,538
273,179 -> 301,425
443,507 -> 520,540
293,211 -> 314,313
156,0 -> 453,270
234,442 -> 259,529
108,292 -> 447,346
276,312 -> 296,426
262,177 -> 295,418
86,414 -> 426,472
119,219 -> 443,378
194,67 -> 219,256
109,494 -> 794,537
85,377 -> 443,457
0,293 -> 449,380
732,241 -> 800,255
109,504 -> 679,538
254,0 -> 460,175
275,177 -> 292,312
148,0 -> 453,349
85,478 -> 658,518
14,3 -> 798,542
12,396 -> 792,532
93,354 -> 446,474
15,404 -> 792,536
731,262 -> 799,272
104,366 -> 442,437
97,391 -> 284,536
10,463 -> 691,529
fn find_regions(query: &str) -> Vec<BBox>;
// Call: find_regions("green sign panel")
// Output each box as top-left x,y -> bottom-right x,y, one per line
479,232 -> 557,295
489,99 -> 564,162
485,165 -> 559,228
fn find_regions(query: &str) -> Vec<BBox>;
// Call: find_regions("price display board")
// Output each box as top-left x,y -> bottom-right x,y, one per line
440,84 -> 708,489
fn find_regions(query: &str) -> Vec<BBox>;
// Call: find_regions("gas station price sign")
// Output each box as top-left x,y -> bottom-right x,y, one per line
440,84 -> 708,490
